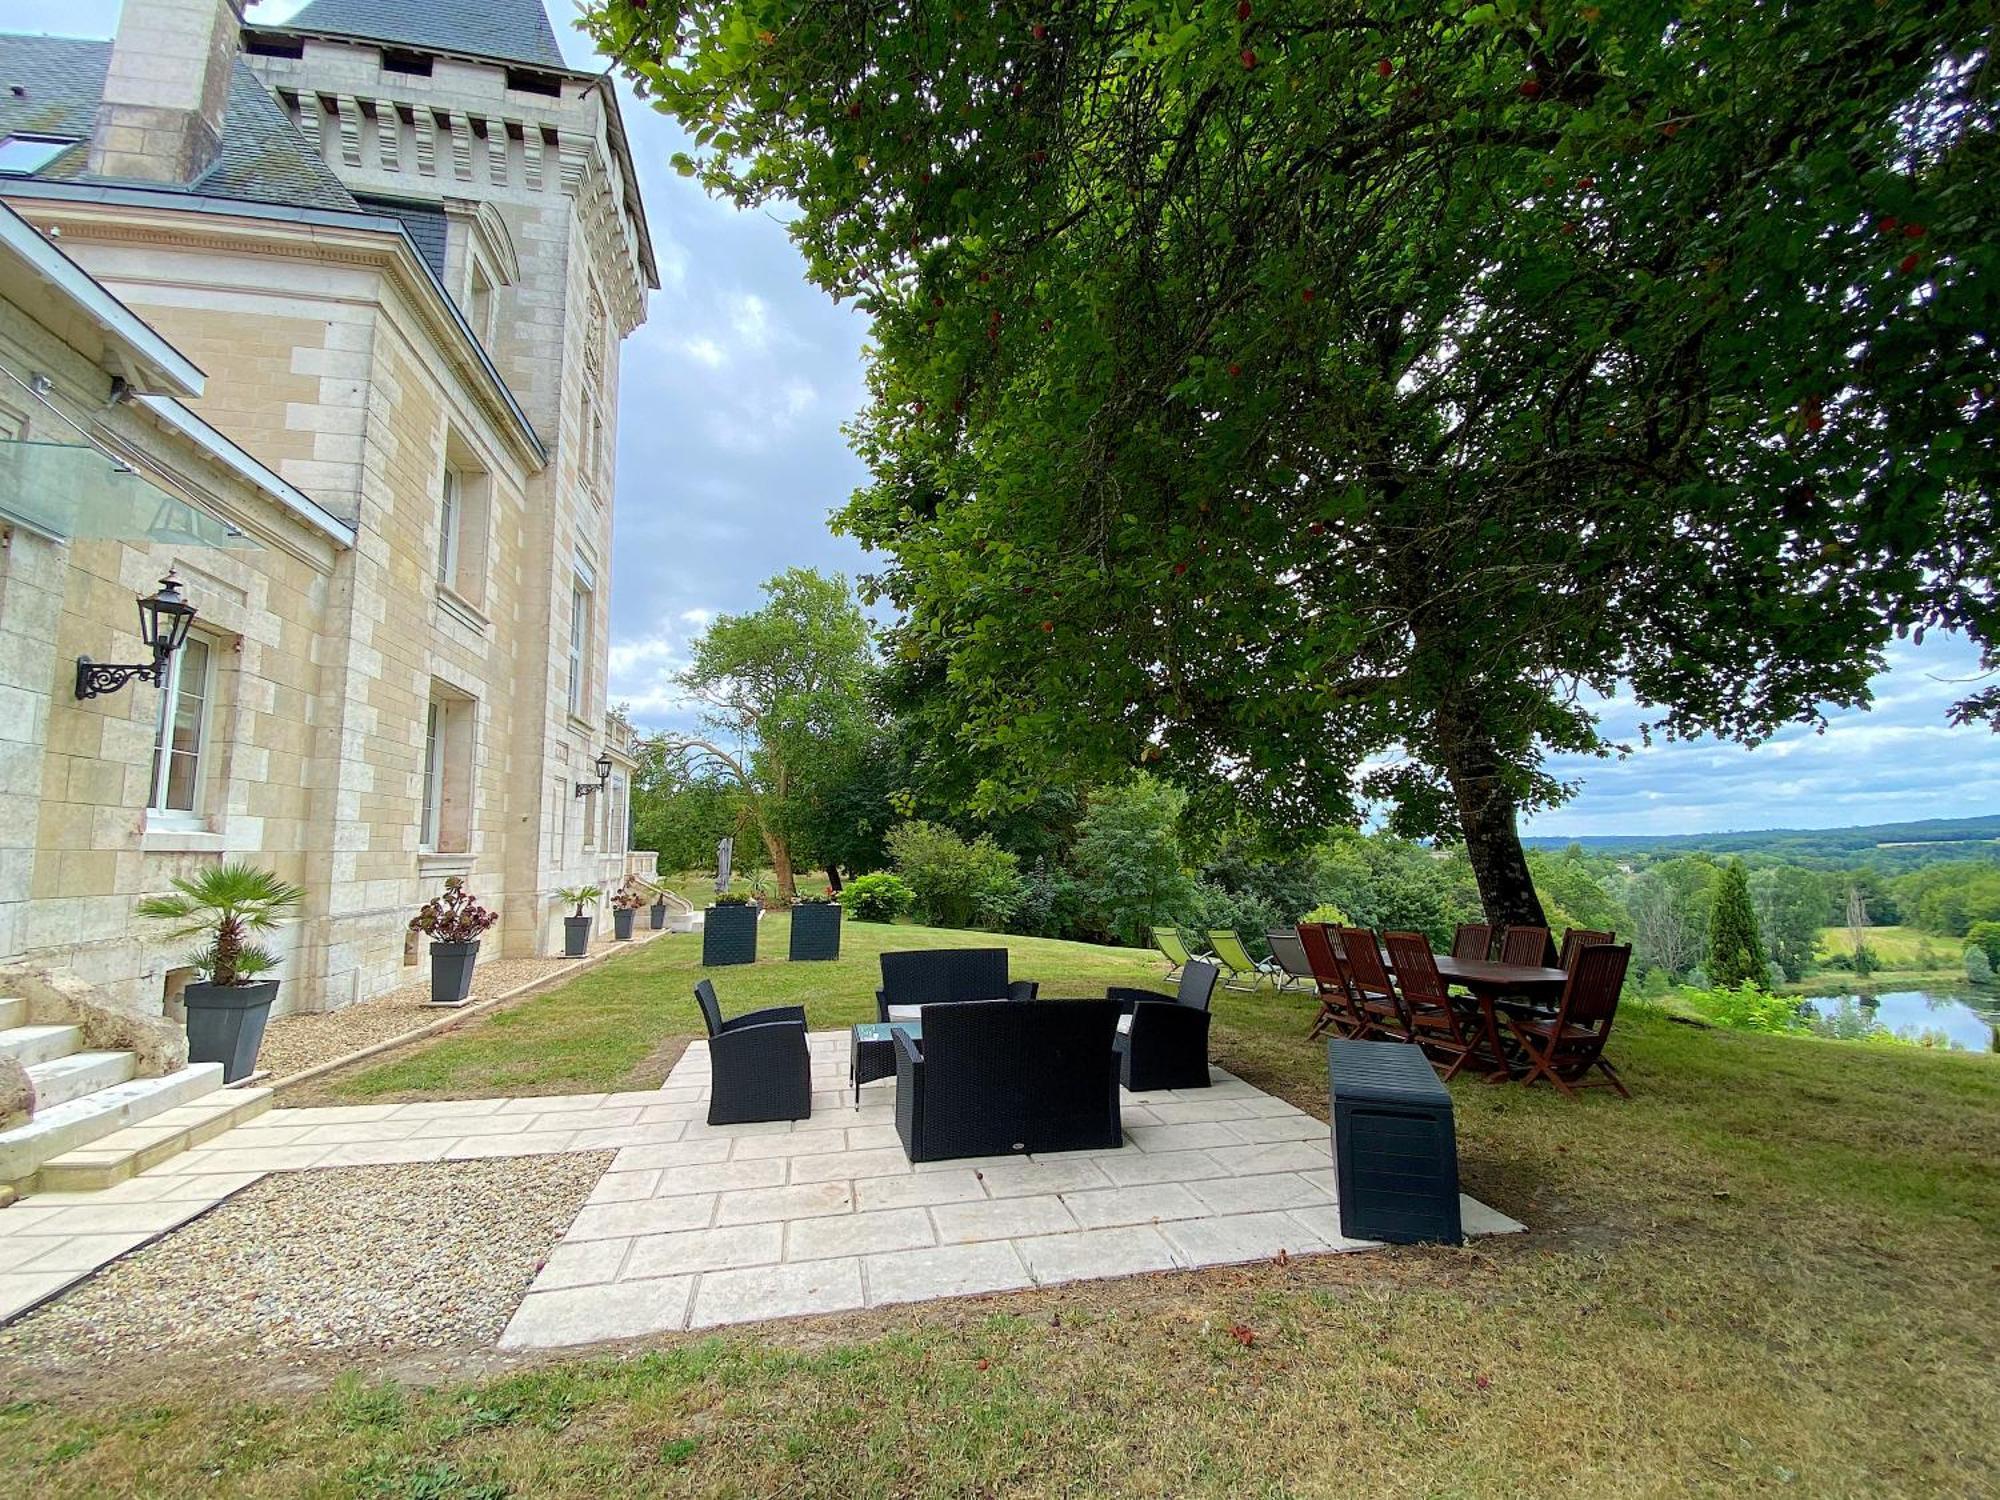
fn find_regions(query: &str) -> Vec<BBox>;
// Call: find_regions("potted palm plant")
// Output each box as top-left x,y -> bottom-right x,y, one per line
137,861 -> 305,1083
409,876 -> 499,1006
649,886 -> 670,929
612,876 -> 647,940
557,886 -> 601,957
702,890 -> 759,966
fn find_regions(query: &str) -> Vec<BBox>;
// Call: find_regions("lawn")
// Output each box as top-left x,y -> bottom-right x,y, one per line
4,921 -> 1997,1497
1811,923 -> 1957,971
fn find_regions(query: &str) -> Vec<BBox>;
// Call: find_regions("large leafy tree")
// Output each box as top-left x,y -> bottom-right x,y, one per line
593,1 -> 1997,923
661,568 -> 876,899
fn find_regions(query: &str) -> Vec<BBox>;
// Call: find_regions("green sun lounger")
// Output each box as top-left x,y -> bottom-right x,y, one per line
1206,929 -> 1280,991
1150,925 -> 1208,978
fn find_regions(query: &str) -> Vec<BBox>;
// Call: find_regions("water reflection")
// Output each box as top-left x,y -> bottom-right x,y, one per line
1802,990 -> 1998,1053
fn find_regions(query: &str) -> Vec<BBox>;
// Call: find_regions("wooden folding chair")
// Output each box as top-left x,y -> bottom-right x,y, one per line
1452,922 -> 1495,961
1498,925 -> 1553,967
1334,926 -> 1412,1042
1298,922 -> 1367,1039
1382,930 -> 1503,1081
1557,928 -> 1615,972
1506,943 -> 1633,1099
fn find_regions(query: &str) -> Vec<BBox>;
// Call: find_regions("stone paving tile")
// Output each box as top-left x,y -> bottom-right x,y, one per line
785,1208 -> 933,1263
1225,1113 -> 1330,1144
651,1159 -> 787,1198
863,1241 -> 1031,1307
1015,1224 -> 1183,1286
728,1131 -> 849,1161
1060,1182 -> 1207,1231
534,1238 -> 632,1289
1094,1149 -> 1230,1187
1185,1172 -> 1335,1216
1236,1095 -> 1315,1118
1205,1140 -> 1332,1176
585,1169 -> 662,1205
854,1170 -> 988,1213
1118,1106 -> 1163,1129
1460,1195 -> 1525,1235
841,1123 -> 903,1152
611,1140 -> 735,1173
713,1182 -> 855,1226
637,1101 -> 706,1124
404,1112 -> 536,1140
12,1199 -> 213,1238
974,1158 -> 1115,1199
1283,1205 -> 1377,1251
0,1240 -> 53,1273
526,1106 -> 642,1132
500,1276 -> 694,1350
787,1147 -> 913,1186
689,1258 -> 864,1328
273,1119 -> 425,1146
622,1223 -> 784,1280
1160,1210 -> 1329,1268
567,1122 -> 691,1151
913,1153 -> 1020,1175
442,1131 -> 580,1160
166,1143 -> 332,1174
680,1119 -> 796,1142
1297,1169 -> 1340,1199
189,1124 -> 317,1149
315,1138 -> 453,1168
391,1097 -> 513,1119
0,1271 -> 82,1323
252,1104 -> 403,1127
1145,1099 -> 1259,1125
1125,1122 -> 1251,1154
930,1194 -> 1076,1245
566,1194 -> 718,1242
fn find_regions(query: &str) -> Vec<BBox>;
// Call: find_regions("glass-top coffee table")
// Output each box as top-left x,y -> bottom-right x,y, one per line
849,1020 -> 921,1106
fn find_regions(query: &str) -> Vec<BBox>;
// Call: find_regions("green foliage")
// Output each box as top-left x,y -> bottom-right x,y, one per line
1893,861 -> 2000,937
1680,982 -> 1808,1036
601,0 -> 2000,934
1621,858 -> 1717,979
1965,920 -> 2000,965
1011,858 -> 1085,941
1318,833 -> 1482,950
135,860 -> 305,987
885,821 -> 1023,930
1965,944 -> 1994,986
555,886 -> 601,918
629,752 -> 748,873
837,872 -> 913,923
1706,861 -> 1769,990
1300,903 -> 1352,926
1748,865 -> 1829,982
1525,846 -> 1628,937
1067,777 -> 1199,946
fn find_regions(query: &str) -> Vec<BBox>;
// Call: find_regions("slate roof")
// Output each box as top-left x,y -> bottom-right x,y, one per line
354,193 -> 447,279
0,35 -> 358,213
270,0 -> 571,71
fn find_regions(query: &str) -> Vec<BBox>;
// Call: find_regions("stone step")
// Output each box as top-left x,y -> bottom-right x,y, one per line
0,997 -> 24,1030
0,1024 -> 82,1068
0,1062 -> 225,1187
33,1086 -> 274,1192
26,1050 -> 137,1110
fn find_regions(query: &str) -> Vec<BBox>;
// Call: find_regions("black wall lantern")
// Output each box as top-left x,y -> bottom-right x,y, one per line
75,571 -> 198,700
574,749 -> 614,798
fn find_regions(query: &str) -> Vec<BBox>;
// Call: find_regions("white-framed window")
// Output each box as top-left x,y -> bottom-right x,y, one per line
148,634 -> 214,823
567,577 -> 590,718
419,688 -> 476,854
608,772 -> 628,855
436,466 -> 461,588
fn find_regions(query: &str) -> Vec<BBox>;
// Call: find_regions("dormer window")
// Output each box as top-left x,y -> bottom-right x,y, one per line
505,68 -> 564,99
381,49 -> 433,78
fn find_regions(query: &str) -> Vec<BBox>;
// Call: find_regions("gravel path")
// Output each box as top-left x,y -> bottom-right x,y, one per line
257,928 -> 676,1080
0,1155 -> 610,1366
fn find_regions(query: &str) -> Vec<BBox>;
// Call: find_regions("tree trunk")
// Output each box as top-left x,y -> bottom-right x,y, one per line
824,865 -> 844,894
761,827 -> 797,901
1435,721 -> 1548,930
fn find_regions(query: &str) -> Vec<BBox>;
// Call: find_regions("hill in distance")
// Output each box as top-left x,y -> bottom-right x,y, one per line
1523,814 -> 2000,867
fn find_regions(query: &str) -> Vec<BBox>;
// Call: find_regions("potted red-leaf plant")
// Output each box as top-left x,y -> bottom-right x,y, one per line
409,876 -> 500,1006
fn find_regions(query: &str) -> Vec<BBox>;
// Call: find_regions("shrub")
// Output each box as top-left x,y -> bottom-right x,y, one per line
838,872 -> 913,923
410,876 -> 500,943
1068,777 -> 1198,946
886,820 -> 1024,929
1965,920 -> 2000,966
1967,944 -> 1994,986
1679,981 -> 1807,1035
1012,858 -> 1085,940
1706,859 -> 1768,989
1300,903 -> 1351,926
1189,881 -> 1284,956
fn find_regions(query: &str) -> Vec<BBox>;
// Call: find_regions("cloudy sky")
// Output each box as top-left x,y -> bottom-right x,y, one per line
15,2 -> 1994,837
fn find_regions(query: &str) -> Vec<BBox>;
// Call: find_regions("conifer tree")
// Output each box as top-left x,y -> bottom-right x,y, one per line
1707,860 -> 1768,990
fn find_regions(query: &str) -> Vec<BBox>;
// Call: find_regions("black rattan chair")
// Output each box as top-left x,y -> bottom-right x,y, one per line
875,947 -> 1038,1023
694,979 -> 811,1126
1107,959 -> 1218,1091
893,998 -> 1122,1162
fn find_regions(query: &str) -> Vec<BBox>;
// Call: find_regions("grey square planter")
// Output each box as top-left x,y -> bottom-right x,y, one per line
613,907 -> 636,940
428,940 -> 480,1006
649,900 -> 668,930
702,903 -> 758,966
788,902 -> 842,961
184,979 -> 279,1084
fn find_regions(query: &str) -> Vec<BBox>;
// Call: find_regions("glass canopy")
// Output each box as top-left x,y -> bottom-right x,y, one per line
0,437 -> 257,548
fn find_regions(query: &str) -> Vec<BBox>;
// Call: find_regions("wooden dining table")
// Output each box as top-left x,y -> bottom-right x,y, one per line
1430,955 -> 1570,1082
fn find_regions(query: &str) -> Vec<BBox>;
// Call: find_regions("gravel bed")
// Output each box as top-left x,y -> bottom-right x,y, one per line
0,1154 -> 611,1366
257,929 -> 675,1080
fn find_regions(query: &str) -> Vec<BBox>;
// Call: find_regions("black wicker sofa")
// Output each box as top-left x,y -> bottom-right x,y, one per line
875,947 -> 1038,1023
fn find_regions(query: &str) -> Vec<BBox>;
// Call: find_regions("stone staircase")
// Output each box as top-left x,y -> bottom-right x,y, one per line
0,996 -> 271,1194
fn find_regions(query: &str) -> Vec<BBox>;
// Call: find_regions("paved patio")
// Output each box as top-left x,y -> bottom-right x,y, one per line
0,1031 -> 1523,1339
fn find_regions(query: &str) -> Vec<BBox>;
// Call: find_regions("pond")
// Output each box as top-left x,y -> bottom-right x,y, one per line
1802,990 -> 1999,1053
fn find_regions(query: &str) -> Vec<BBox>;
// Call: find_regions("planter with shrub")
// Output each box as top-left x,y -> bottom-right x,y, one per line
650,894 -> 669,929
138,861 -> 305,1083
789,896 -> 843,960
703,893 -> 759,966
557,886 -> 601,957
612,876 -> 647,941
409,876 -> 500,1006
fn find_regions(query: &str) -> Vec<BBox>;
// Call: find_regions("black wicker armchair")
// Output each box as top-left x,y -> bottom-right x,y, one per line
1108,959 -> 1218,1092
893,999 -> 1123,1162
694,979 -> 811,1126
875,947 -> 1038,1023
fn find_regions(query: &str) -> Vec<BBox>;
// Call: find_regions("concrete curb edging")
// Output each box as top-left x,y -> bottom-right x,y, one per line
272,927 -> 678,1095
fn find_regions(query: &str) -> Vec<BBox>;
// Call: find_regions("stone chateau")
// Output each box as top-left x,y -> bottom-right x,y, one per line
0,0 -> 660,1029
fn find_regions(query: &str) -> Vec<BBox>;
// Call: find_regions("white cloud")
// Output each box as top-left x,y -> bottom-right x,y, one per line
679,607 -> 713,627
679,336 -> 727,368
